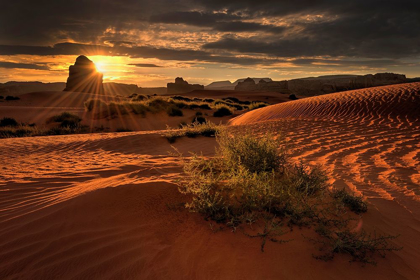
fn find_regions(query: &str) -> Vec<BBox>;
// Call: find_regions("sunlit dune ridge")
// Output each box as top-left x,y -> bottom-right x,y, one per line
231,82 -> 420,128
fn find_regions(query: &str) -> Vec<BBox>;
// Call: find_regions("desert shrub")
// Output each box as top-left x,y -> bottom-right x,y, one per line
332,189 -> 368,214
217,130 -> 285,173
203,98 -> 214,103
222,97 -> 240,103
192,116 -> 207,124
131,94 -> 148,101
129,103 -> 148,116
84,99 -> 107,112
167,106 -> 184,117
195,111 -> 203,116
249,102 -> 268,110
177,130 -> 399,263
213,106 -> 233,117
198,104 -> 211,110
172,95 -> 192,102
116,127 -> 133,132
310,229 -> 401,265
0,95 -> 4,99
147,97 -> 170,112
46,112 -> 82,128
5,96 -> 20,101
0,117 -> 19,127
163,122 -> 221,143
289,94 -> 298,100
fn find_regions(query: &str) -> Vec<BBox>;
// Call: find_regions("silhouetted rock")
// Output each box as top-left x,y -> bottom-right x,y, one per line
234,73 -> 407,96
235,78 -> 289,93
64,55 -> 104,94
167,77 -> 204,94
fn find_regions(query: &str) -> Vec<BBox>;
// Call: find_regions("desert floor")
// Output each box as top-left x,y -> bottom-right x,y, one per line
0,83 -> 419,279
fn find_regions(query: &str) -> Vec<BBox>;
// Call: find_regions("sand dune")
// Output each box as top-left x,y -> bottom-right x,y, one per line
231,82 -> 420,127
1,83 -> 420,279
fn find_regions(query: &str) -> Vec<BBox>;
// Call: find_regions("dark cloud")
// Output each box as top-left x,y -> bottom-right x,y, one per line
0,61 -> 49,70
149,11 -> 240,27
150,11 -> 284,34
0,42 -> 281,66
0,0 -> 419,68
129,63 -> 162,67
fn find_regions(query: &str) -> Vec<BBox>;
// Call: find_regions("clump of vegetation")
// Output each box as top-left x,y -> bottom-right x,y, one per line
167,105 -> 184,117
0,117 -> 19,127
332,189 -> 368,214
289,94 -> 298,100
249,102 -> 268,111
46,112 -> 82,128
5,95 -> 20,101
213,105 -> 233,117
0,95 -> 4,99
163,122 -> 221,143
116,127 -> 133,132
192,116 -> 207,124
177,130 -> 400,264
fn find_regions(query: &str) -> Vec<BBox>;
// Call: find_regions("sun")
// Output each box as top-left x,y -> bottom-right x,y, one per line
94,62 -> 106,73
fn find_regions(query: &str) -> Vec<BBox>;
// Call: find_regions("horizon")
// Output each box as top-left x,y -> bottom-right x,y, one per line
1,1 -> 420,86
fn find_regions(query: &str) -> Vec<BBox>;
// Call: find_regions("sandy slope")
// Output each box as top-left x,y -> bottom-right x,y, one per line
0,90 -> 250,131
1,83 -> 420,279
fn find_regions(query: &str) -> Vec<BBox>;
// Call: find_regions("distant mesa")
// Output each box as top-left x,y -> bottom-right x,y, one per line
64,55 -> 104,94
206,78 -> 272,90
167,77 -> 204,94
233,73 -> 407,96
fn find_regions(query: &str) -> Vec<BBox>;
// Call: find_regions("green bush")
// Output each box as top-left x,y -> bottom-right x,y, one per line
213,106 -> 233,117
0,117 -> 19,127
177,130 -> 399,263
217,130 -> 285,173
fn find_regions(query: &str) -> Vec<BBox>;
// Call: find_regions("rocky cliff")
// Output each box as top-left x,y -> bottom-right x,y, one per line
167,77 -> 204,94
234,73 -> 407,95
64,55 -> 104,94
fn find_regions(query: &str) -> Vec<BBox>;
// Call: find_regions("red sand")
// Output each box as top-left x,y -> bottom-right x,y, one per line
1,83 -> 420,279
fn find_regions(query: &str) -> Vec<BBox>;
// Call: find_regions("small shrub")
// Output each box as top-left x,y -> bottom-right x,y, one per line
332,189 -> 368,214
195,111 -> 203,116
198,104 -> 212,110
131,94 -> 148,101
0,95 -> 4,99
249,102 -> 268,110
5,96 -> 20,101
116,127 -> 133,132
163,122 -> 221,143
289,94 -> 298,100
213,106 -> 233,117
0,117 -> 19,127
311,229 -> 401,265
46,112 -> 82,128
218,130 -> 285,173
192,116 -> 207,124
129,103 -> 148,116
167,106 -> 184,117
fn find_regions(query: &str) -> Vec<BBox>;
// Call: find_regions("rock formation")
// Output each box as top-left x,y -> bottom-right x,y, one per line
234,73 -> 407,96
64,55 -> 104,94
167,77 -> 204,94
235,78 -> 289,93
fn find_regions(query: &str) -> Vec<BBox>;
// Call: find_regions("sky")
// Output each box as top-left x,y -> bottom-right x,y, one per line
0,0 -> 419,87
